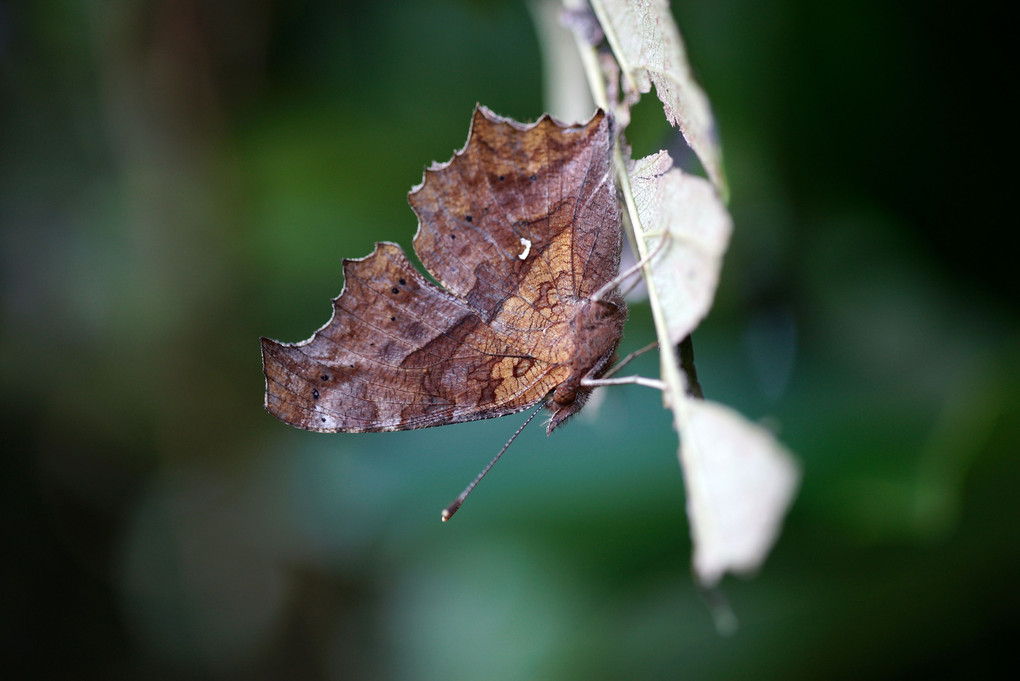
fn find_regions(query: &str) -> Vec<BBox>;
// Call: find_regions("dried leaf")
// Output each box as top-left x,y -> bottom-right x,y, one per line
629,150 -> 731,345
589,0 -> 727,195
678,399 -> 800,586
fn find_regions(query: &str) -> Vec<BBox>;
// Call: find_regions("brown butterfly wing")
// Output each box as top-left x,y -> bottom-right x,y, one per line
262,242 -> 571,432
410,107 -> 621,321
262,108 -> 621,433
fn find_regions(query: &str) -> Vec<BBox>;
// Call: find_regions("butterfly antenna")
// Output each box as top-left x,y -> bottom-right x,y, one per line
441,403 -> 545,522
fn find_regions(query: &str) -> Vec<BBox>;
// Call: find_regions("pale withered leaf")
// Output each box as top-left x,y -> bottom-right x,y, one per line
678,398 -> 800,586
590,0 -> 727,195
629,150 -> 731,345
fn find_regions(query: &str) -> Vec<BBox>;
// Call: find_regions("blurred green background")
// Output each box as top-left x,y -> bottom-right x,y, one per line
3,1 -> 1017,679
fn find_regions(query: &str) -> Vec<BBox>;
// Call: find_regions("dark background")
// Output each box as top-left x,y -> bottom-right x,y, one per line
2,1 -> 1016,679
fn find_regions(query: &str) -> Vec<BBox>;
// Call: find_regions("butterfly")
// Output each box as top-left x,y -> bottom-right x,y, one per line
261,107 -> 628,515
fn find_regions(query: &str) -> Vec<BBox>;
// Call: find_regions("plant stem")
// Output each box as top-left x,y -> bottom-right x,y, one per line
679,335 -> 703,399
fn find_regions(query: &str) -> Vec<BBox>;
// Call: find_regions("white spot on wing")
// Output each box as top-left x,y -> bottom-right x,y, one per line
518,237 -> 532,260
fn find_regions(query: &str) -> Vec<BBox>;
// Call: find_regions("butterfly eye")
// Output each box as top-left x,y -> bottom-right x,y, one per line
553,386 -> 576,405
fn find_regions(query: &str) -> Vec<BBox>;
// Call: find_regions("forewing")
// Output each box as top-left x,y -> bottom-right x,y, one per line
261,242 -> 570,432
409,107 -> 621,323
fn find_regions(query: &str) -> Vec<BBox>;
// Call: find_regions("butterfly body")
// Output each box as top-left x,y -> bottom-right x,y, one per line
545,292 -> 626,432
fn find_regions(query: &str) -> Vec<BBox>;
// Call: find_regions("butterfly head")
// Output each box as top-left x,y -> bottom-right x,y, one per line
544,294 -> 627,433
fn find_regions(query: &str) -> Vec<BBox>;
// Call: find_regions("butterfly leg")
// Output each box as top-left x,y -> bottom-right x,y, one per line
580,374 -> 665,391
602,340 -> 658,379
590,231 -> 669,303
